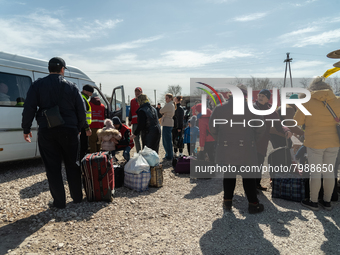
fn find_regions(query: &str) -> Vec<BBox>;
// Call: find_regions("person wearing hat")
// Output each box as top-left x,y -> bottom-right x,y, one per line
183,115 -> 199,156
254,89 -> 292,191
89,92 -> 105,153
128,87 -> 143,152
294,76 -> 340,211
22,57 -> 86,209
112,116 -> 134,161
79,84 -> 94,160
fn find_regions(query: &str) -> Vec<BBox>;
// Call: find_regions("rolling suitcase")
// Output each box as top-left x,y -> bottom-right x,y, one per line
81,151 -> 115,202
174,156 -> 191,174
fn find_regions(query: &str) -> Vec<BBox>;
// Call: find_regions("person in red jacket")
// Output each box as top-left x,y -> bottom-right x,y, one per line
112,116 -> 134,161
128,87 -> 142,152
194,103 -> 216,162
89,93 -> 105,153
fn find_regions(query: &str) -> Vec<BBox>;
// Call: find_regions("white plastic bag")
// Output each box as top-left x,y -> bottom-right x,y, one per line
124,153 -> 150,174
139,146 -> 160,167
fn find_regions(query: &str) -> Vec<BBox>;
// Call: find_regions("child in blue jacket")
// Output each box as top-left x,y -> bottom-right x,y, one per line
183,116 -> 199,155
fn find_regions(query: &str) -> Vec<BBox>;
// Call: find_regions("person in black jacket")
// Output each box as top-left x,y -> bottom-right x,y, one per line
156,103 -> 162,119
22,57 -> 86,209
130,94 -> 161,153
172,96 -> 184,157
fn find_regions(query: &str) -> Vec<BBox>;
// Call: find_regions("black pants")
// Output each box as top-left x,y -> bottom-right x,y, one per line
256,152 -> 265,187
172,129 -> 183,154
223,166 -> 258,203
205,141 -> 216,162
80,128 -> 89,161
186,143 -> 195,155
141,127 -> 161,153
38,127 -> 82,208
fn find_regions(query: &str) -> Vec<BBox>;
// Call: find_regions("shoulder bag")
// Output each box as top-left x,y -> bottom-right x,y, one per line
43,82 -> 65,128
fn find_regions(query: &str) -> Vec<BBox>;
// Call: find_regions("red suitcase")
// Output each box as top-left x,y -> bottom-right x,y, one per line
81,151 -> 115,202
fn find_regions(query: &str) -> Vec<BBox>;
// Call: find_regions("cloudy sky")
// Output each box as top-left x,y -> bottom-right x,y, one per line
1,0 -> 340,102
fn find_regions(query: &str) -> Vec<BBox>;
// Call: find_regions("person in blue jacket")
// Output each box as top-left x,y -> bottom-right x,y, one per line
183,115 -> 199,156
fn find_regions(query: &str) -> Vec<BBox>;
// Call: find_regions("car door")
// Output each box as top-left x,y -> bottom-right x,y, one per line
109,85 -> 126,123
0,69 -> 35,162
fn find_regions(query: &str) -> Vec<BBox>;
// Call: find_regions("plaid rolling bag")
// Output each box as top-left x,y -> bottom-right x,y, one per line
272,177 -> 305,202
150,164 -> 163,187
81,151 -> 115,202
124,170 -> 151,192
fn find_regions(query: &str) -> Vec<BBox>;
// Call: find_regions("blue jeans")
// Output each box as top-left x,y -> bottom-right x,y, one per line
162,126 -> 173,160
115,146 -> 131,161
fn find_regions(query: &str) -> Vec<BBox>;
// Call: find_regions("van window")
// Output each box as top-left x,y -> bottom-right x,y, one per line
0,72 -> 32,107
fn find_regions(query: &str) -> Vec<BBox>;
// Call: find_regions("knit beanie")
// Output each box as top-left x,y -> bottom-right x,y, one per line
112,116 -> 122,125
190,115 -> 197,127
308,76 -> 333,91
289,94 -> 299,99
259,89 -> 271,100
83,84 -> 94,93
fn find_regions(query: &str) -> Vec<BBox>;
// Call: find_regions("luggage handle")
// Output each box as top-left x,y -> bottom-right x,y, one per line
97,153 -> 111,181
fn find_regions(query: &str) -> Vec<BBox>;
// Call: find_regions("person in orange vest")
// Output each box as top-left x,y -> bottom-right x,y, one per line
128,87 -> 142,152
89,92 -> 105,153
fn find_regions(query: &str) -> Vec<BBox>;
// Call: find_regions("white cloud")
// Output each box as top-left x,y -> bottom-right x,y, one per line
294,29 -> 340,47
279,27 -> 319,39
93,35 -> 164,51
0,11 -> 122,55
94,19 -> 123,30
292,60 -> 325,69
293,0 -> 318,7
278,25 -> 340,47
233,12 -> 267,22
159,50 -> 253,68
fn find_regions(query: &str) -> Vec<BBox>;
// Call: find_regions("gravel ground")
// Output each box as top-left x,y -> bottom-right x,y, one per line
0,139 -> 340,255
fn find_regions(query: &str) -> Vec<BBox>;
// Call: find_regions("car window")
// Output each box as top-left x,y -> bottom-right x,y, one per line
0,72 -> 32,107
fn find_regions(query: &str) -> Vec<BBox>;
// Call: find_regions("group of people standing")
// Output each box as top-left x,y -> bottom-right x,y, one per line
128,89 -> 187,162
198,77 -> 340,213
21,56 -> 338,214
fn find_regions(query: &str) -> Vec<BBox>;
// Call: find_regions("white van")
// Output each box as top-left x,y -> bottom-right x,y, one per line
0,52 -> 126,163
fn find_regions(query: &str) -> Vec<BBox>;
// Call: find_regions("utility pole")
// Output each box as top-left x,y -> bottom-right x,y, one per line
100,83 -> 102,90
154,90 -> 156,105
128,95 -> 130,105
283,53 -> 293,88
